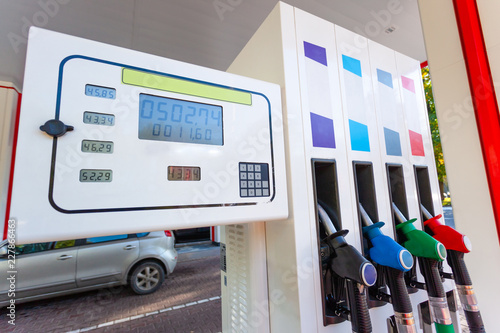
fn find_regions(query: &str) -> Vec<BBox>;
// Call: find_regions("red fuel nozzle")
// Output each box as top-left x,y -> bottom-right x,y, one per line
424,215 -> 471,253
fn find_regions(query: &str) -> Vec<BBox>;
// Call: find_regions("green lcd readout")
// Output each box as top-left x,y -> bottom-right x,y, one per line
79,169 -> 113,182
122,68 -> 252,105
81,140 -> 114,154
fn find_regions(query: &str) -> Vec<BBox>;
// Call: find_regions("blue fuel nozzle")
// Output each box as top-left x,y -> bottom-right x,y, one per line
363,222 -> 414,272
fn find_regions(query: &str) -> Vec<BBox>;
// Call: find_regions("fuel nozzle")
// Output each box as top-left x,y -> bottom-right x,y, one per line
358,204 -> 413,272
392,203 -> 447,261
421,205 -> 472,253
318,204 -> 377,287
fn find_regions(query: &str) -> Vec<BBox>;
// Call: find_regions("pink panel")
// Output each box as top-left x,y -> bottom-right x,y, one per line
401,76 -> 415,93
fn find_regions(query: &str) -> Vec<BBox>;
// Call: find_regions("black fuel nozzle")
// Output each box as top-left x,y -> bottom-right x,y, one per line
318,204 -> 377,287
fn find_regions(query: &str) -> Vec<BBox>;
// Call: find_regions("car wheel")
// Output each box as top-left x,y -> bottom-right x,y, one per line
129,261 -> 165,295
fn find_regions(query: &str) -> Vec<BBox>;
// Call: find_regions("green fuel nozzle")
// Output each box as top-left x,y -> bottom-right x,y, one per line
392,203 -> 447,261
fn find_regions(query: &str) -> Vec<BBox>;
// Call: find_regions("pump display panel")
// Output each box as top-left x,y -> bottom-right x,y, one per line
7,28 -> 287,243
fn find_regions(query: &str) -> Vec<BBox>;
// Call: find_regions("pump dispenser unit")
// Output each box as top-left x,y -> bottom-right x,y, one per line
226,3 -> 463,332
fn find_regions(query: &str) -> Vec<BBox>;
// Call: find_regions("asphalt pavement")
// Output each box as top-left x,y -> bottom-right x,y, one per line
0,244 -> 222,333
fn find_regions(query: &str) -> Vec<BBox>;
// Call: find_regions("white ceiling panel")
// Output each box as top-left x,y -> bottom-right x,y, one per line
0,0 -> 426,89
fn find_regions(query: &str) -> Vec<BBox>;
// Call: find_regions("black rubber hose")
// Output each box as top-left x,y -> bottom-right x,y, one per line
346,279 -> 372,333
418,257 -> 445,297
446,250 -> 472,285
463,310 -> 486,333
447,250 -> 485,332
384,266 -> 413,313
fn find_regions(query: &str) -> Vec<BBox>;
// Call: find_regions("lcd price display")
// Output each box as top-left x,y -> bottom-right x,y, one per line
168,166 -> 201,181
83,111 -> 115,126
81,140 -> 114,154
138,94 -> 223,146
79,169 -> 113,182
85,84 -> 116,99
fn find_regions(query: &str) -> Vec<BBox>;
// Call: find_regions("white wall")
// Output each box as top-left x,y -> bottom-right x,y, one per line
418,1 -> 500,330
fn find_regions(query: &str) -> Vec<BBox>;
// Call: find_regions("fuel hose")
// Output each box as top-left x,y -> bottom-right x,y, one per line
421,206 -> 485,333
317,203 -> 375,333
392,203 -> 454,333
358,203 -> 416,333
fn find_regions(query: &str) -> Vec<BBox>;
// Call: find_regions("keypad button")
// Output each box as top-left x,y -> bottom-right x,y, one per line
239,162 -> 269,197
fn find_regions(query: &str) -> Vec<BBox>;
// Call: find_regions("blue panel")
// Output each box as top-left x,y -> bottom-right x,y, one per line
342,55 -> 362,77
310,113 -> 335,148
384,127 -> 402,156
376,69 -> 393,88
304,41 -> 328,66
349,119 -> 370,152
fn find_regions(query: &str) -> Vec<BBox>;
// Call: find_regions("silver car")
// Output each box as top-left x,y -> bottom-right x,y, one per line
0,231 -> 177,306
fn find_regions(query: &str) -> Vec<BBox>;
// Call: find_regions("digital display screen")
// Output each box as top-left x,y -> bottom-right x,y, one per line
85,84 -> 116,99
168,166 -> 201,181
79,169 -> 113,182
138,94 -> 223,146
83,111 -> 115,126
81,140 -> 114,154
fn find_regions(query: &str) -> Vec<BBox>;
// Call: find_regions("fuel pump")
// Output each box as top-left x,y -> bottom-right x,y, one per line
8,27 -> 288,244
420,205 -> 485,332
317,203 -> 377,333
392,203 -> 454,333
358,203 -> 417,333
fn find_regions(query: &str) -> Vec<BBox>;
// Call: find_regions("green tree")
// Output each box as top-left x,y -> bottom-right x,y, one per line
422,66 -> 448,202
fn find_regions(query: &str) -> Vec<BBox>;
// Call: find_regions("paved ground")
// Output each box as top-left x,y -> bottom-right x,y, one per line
442,206 -> 455,228
0,248 -> 221,333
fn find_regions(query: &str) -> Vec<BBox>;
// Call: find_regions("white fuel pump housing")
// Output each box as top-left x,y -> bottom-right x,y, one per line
9,28 -> 287,244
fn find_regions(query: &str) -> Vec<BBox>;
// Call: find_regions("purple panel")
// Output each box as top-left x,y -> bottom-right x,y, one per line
310,112 -> 335,148
304,41 -> 328,66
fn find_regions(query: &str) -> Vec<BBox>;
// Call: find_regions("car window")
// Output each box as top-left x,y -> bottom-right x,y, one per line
136,232 -> 149,238
15,242 -> 51,255
13,239 -> 77,255
86,234 -> 128,244
53,240 -> 77,249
